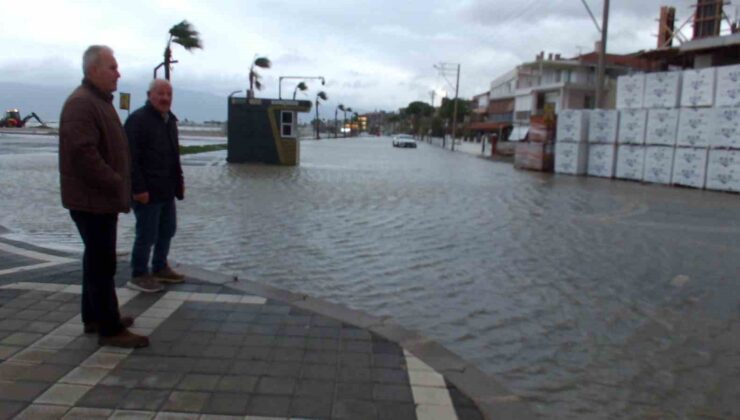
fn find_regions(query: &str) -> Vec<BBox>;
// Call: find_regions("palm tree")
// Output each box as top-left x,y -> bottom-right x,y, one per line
163,20 -> 202,81
293,82 -> 308,100
248,57 -> 271,98
315,91 -> 328,139
335,104 -> 345,138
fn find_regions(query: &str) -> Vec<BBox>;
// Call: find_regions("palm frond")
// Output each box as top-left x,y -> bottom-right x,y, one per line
169,20 -> 203,51
254,57 -> 271,69
296,82 -> 308,91
338,104 -> 345,111
255,79 -> 263,91
317,91 -> 328,101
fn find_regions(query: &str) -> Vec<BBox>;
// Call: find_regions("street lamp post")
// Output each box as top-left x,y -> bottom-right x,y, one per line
279,76 -> 325,100
335,104 -> 345,139
352,112 -> 359,137
344,107 -> 352,138
315,91 -> 327,140
153,60 -> 178,79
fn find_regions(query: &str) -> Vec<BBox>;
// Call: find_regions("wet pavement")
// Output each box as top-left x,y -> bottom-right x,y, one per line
0,237 -> 508,419
1,132 -> 739,419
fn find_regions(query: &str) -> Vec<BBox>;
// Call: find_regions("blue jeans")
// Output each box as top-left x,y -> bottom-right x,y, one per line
131,199 -> 177,277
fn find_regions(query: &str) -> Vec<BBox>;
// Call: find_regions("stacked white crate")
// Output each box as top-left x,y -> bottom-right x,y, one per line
670,68 -> 715,188
644,108 -> 679,184
616,74 -> 647,181
587,109 -> 619,178
674,106 -> 713,188
706,149 -> 740,192
644,71 -> 682,109
644,146 -> 676,184
616,109 -> 647,180
715,64 -> 740,107
640,71 -> 681,185
616,74 -> 645,109
681,68 -> 716,108
554,110 -> 589,175
707,64 -> 740,192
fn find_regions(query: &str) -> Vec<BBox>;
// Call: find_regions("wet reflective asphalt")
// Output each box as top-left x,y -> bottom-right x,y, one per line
1,133 -> 739,419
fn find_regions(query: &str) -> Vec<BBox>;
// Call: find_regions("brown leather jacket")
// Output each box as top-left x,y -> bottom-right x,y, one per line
59,80 -> 131,214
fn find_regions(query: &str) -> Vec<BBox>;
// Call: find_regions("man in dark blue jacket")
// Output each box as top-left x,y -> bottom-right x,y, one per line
124,79 -> 185,292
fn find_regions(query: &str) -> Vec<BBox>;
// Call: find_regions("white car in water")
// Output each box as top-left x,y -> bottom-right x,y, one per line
392,134 -> 417,148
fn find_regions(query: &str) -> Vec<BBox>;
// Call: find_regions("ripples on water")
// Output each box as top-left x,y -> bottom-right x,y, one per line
1,135 -> 739,419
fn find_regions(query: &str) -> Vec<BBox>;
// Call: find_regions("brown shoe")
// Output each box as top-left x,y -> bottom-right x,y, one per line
152,265 -> 185,284
126,275 -> 165,293
84,316 -> 134,334
98,329 -> 149,348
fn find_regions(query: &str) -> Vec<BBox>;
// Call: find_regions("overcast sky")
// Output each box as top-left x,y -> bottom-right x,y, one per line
0,0 -> 718,119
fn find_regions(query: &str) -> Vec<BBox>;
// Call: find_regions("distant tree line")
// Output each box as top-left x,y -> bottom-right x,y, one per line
394,98 -> 471,139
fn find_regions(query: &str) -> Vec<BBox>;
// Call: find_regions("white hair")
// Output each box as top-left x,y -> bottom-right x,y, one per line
82,45 -> 114,76
148,78 -> 171,92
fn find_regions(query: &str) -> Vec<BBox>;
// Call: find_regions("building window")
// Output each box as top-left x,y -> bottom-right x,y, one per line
281,111 -> 295,138
584,95 -> 594,109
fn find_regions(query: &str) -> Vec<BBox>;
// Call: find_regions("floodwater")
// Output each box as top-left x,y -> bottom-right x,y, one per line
1,133 -> 739,419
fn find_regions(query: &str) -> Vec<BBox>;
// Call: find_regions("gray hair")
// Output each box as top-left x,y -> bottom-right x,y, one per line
148,78 -> 171,92
82,45 -> 113,76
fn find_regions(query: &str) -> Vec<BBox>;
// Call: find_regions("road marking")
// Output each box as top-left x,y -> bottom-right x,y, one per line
0,241 -> 75,276
405,349 -> 459,420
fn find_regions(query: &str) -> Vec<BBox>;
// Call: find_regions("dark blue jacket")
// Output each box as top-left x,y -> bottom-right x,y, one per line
124,101 -> 183,202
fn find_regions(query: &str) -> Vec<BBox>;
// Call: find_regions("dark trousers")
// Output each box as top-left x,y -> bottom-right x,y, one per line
131,199 -> 177,277
70,210 -> 124,337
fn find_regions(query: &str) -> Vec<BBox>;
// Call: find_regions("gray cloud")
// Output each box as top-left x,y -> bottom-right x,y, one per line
0,0 -> 711,121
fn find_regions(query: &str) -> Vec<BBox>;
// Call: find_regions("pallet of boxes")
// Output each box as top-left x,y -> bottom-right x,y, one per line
514,114 -> 556,172
554,64 -> 740,193
553,104 -> 620,177
618,66 -> 740,191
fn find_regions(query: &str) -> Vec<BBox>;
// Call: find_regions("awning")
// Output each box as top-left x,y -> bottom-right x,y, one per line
510,125 -> 529,141
469,122 -> 512,132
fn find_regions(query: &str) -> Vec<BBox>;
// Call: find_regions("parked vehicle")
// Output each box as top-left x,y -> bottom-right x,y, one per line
392,134 -> 417,148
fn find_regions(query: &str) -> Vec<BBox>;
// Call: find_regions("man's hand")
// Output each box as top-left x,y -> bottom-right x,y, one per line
133,192 -> 150,204
176,183 -> 185,200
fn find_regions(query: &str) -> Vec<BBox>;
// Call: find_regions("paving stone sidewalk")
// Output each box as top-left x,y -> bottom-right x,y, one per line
0,237 -> 533,419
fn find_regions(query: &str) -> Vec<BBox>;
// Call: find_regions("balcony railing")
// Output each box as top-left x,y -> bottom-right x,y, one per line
488,113 -> 513,123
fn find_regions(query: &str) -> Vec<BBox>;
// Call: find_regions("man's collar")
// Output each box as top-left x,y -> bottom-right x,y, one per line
81,78 -> 113,102
145,100 -> 177,122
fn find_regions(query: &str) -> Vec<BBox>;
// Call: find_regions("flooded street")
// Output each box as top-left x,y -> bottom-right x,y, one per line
1,133 -> 739,419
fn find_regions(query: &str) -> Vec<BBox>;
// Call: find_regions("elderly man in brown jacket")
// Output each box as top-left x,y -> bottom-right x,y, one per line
59,45 -> 148,348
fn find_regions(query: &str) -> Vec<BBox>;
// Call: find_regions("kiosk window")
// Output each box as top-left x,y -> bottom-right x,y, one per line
281,111 -> 295,138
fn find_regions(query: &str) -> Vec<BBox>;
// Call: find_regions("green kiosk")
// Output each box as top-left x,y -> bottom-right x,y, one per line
227,98 -> 312,166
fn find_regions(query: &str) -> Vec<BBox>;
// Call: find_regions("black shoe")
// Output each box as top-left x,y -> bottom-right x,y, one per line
84,316 -> 134,334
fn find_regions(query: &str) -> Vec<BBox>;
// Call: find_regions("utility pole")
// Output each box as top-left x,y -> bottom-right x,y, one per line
595,0 -> 610,109
315,99 -> 320,140
451,64 -> 460,151
434,62 -> 461,151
